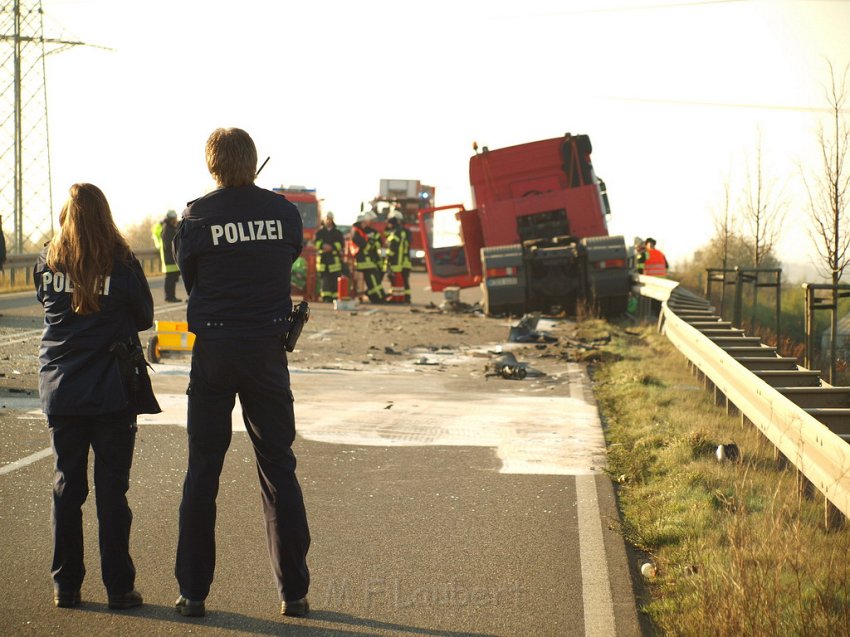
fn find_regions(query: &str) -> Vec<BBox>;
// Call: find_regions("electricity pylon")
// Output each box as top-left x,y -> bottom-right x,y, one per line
0,2 -> 92,253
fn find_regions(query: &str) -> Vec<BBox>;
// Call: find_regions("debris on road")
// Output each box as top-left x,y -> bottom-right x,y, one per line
485,352 -> 540,380
508,314 -> 558,344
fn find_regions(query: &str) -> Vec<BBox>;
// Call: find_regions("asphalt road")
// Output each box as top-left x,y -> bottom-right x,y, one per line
0,274 -> 643,636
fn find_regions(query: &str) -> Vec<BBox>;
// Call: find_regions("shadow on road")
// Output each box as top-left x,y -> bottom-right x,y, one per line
72,602 -> 499,636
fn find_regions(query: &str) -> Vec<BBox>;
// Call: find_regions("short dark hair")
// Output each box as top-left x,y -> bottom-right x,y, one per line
205,128 -> 258,187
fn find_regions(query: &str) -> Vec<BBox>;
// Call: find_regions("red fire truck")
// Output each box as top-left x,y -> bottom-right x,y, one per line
273,185 -> 322,300
273,185 -> 322,243
419,133 -> 630,316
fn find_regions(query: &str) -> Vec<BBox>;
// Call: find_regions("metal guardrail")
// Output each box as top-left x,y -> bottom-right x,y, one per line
0,249 -> 161,292
634,274 -> 850,526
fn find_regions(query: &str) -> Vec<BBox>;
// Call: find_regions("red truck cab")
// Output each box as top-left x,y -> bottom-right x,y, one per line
420,133 -> 627,315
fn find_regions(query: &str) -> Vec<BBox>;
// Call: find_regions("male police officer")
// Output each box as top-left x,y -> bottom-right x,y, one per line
172,128 -> 310,618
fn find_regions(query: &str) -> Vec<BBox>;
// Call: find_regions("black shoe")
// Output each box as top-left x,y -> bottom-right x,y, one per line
175,595 -> 206,617
53,589 -> 81,608
165,297 -> 182,303
107,589 -> 143,610
281,596 -> 309,617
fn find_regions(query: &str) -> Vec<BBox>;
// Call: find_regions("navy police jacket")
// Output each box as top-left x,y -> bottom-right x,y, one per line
35,251 -> 155,415
174,185 -> 303,339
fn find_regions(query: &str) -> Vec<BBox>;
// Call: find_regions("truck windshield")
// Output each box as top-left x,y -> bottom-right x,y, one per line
292,201 -> 319,229
422,208 -> 469,279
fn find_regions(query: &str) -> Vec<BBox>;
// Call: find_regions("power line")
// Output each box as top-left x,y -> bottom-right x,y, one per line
600,95 -> 850,114
495,0 -> 748,18
0,2 -> 103,253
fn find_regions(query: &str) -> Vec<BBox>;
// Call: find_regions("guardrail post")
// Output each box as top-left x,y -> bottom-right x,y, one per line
713,385 -> 725,408
798,469 -> 815,500
825,498 -> 845,530
733,267 -> 744,328
773,447 -> 788,470
804,284 -> 814,369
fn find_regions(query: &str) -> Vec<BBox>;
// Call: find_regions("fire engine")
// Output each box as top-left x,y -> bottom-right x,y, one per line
273,185 -> 322,243
419,133 -> 630,316
363,179 -> 434,265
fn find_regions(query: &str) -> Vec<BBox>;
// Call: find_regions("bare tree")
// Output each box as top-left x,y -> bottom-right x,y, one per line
803,61 -> 850,383
740,130 -> 786,326
712,176 -> 735,313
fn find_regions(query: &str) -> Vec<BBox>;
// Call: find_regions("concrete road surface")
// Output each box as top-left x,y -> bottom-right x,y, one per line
0,274 -> 643,636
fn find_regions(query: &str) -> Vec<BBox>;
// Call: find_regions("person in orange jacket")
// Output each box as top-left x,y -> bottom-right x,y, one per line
642,237 -> 668,277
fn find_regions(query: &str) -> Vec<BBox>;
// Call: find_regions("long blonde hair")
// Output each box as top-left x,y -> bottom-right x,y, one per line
46,183 -> 131,315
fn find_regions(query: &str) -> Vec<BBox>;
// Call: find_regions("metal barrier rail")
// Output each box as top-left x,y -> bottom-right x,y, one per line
0,249 -> 161,292
634,275 -> 850,525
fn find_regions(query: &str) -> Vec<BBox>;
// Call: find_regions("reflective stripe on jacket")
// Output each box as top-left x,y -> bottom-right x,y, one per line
152,220 -> 180,273
643,248 -> 668,277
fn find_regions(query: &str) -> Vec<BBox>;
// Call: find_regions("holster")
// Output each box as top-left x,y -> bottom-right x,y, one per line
283,301 -> 310,352
110,340 -> 162,415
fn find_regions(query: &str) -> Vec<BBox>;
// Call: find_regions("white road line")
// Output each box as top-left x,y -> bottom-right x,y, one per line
0,447 -> 52,476
0,328 -> 43,347
308,329 -> 333,340
576,474 -> 616,637
153,304 -> 189,319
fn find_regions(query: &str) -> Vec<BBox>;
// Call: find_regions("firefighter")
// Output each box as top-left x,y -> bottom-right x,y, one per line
314,212 -> 345,302
151,210 -> 182,302
350,212 -> 386,303
643,237 -> 669,277
633,237 -> 646,274
384,211 -> 411,303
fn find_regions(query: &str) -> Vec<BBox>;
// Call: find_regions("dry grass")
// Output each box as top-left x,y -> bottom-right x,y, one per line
590,320 -> 850,637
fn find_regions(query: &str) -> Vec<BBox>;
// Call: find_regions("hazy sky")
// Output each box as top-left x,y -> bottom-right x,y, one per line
38,0 -> 850,268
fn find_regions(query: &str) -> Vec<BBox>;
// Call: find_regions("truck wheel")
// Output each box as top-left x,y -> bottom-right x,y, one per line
147,335 -> 161,364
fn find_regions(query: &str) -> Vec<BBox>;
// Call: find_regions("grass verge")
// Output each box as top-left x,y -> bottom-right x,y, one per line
585,319 -> 850,637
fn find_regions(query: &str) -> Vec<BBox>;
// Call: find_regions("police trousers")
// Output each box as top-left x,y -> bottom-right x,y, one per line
48,410 -> 137,596
175,336 -> 311,602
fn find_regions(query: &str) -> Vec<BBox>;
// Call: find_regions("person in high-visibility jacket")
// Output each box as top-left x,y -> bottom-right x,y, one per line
314,212 -> 345,302
633,237 -> 646,274
151,210 -> 182,302
350,212 -> 386,303
384,211 -> 411,303
642,237 -> 668,277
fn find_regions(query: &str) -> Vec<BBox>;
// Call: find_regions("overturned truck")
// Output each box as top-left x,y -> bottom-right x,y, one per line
419,133 -> 630,316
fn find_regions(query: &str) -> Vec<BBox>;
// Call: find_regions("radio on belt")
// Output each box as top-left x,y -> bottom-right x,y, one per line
284,301 -> 310,352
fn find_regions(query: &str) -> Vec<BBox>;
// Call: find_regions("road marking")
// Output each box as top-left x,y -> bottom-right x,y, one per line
0,328 -> 43,346
153,304 -> 189,319
308,329 -> 333,340
0,447 -> 52,476
576,474 -> 617,637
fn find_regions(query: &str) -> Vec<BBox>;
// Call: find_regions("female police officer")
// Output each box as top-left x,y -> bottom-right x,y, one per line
35,183 -> 159,609
173,128 -> 311,618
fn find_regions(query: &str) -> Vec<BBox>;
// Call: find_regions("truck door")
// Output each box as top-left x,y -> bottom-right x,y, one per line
418,205 -> 478,291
